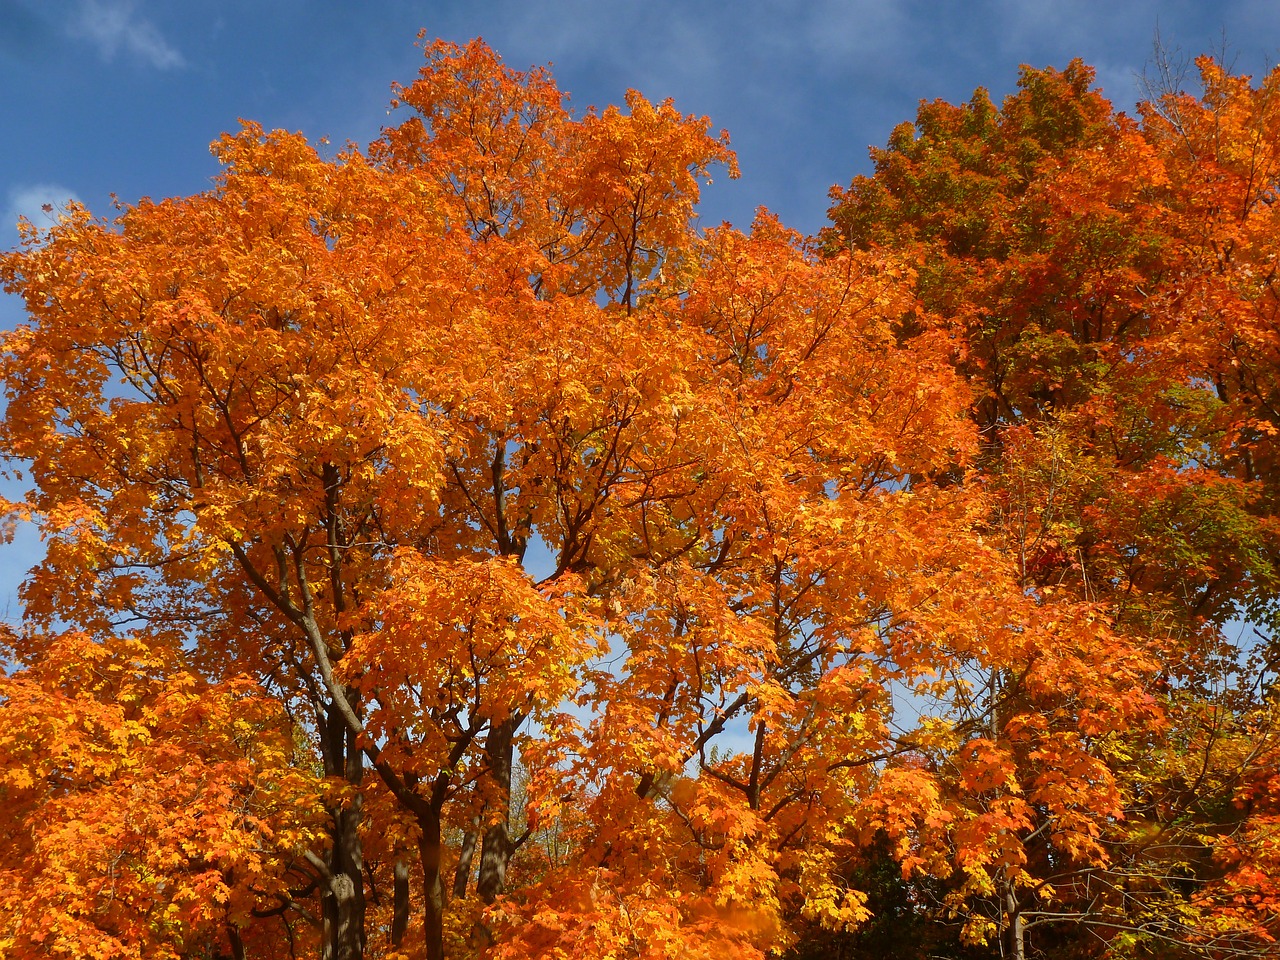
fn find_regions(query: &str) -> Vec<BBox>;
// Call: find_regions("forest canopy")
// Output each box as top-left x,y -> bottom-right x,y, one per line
0,37 -> 1277,960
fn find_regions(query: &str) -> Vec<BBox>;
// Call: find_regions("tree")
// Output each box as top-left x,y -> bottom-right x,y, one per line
5,34 -> 1275,960
0,629 -> 326,959
1,35 -> 750,960
824,56 -> 1280,958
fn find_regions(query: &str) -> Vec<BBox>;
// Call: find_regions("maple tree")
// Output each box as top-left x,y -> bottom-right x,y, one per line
824,55 -> 1280,958
2,35 -> 1278,960
0,629 -> 326,959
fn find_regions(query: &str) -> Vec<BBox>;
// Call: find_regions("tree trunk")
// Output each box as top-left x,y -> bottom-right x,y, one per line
419,812 -> 447,960
320,703 -> 366,960
1006,886 -> 1025,960
391,859 -> 410,946
476,715 -> 519,904
453,824 -> 479,899
227,924 -> 247,960
466,716 -> 522,951
476,823 -> 514,904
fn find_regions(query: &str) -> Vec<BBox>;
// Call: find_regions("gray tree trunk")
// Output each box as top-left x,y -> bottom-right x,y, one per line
476,716 -> 519,903
320,703 -> 366,960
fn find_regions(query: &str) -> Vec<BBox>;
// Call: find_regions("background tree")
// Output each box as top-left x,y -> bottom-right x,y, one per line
823,55 -> 1280,958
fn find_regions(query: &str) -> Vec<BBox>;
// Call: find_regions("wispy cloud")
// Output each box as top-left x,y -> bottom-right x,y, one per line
68,0 -> 184,70
4,183 -> 84,241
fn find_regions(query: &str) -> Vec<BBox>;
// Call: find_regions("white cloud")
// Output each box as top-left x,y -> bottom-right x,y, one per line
68,0 -> 184,70
4,183 -> 84,241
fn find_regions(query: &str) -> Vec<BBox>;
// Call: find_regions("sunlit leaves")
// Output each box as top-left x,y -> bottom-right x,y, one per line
4,34 -> 1279,960
0,632 -> 324,960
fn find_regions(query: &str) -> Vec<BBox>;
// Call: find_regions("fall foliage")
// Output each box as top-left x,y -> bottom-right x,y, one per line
1,36 -> 1277,960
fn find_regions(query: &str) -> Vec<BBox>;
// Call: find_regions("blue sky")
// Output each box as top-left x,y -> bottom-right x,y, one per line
4,1 -> 1280,251
1,0 -> 1279,620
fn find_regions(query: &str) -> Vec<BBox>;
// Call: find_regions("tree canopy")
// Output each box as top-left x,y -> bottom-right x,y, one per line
1,38 -> 1277,960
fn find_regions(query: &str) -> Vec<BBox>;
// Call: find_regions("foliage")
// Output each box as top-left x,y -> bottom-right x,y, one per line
1,35 -> 1278,960
0,630 -> 325,959
825,54 -> 1280,959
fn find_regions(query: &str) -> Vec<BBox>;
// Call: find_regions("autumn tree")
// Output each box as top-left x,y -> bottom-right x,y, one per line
5,34 -> 1275,960
824,55 -> 1280,958
0,629 -> 326,959
1,35 -> 743,960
